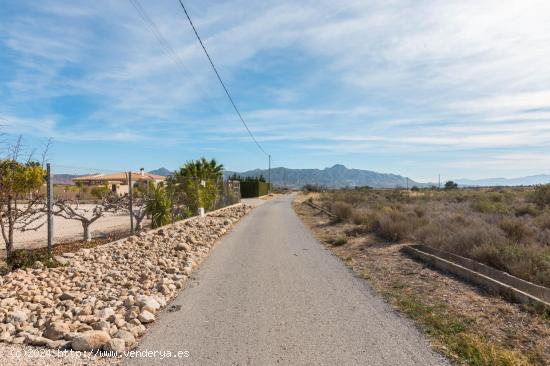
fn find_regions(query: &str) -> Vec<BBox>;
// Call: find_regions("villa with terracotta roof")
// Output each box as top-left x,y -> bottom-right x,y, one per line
72,168 -> 166,196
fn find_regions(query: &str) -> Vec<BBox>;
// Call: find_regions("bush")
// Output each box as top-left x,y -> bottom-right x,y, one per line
145,186 -> 171,228
415,214 -> 508,258
444,181 -> 458,190
499,218 -> 532,243
471,242 -> 550,286
414,206 -> 426,218
514,204 -> 539,217
333,235 -> 348,246
91,185 -> 110,199
471,198 -> 509,215
331,201 -> 353,222
375,208 -> 417,242
351,208 -> 369,225
535,212 -> 550,231
7,249 -> 63,271
303,184 -> 324,193
531,184 -> 550,208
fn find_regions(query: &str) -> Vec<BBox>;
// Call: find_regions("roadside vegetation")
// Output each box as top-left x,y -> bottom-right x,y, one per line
0,146 -> 236,271
294,187 -> 550,366
318,184 -> 550,287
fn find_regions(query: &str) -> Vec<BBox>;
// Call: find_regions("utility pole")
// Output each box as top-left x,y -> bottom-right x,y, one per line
268,154 -> 271,194
406,177 -> 409,190
438,174 -> 441,189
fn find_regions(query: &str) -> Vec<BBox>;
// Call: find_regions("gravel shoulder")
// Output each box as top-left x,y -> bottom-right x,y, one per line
128,194 -> 448,366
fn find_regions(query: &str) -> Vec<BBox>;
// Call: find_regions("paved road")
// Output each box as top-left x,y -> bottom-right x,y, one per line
127,195 -> 448,366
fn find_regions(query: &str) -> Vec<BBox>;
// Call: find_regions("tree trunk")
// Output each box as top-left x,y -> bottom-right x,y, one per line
6,200 -> 13,259
82,222 -> 92,241
135,217 -> 142,232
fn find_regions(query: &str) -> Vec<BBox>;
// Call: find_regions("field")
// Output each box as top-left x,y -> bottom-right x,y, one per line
316,186 -> 550,287
294,189 -> 550,365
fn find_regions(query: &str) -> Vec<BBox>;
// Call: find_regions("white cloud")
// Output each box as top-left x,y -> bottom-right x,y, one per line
2,0 -> 550,176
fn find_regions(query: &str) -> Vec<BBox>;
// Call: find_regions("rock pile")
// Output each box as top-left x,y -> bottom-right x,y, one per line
0,204 -> 250,353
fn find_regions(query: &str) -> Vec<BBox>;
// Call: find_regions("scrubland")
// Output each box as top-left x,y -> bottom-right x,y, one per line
319,186 -> 550,287
294,186 -> 550,365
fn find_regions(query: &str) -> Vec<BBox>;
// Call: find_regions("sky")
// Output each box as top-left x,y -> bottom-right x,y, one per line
1,0 -> 550,182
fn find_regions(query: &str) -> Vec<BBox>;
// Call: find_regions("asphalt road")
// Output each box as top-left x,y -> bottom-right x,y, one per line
127,195 -> 448,366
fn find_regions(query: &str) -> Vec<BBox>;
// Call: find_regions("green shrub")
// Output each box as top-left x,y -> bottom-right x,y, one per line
91,185 -> 110,199
333,235 -> 348,246
145,186 -> 171,228
471,198 -> 509,215
7,249 -> 63,271
444,181 -> 458,190
530,184 -> 550,208
471,242 -> 550,286
514,204 -> 539,217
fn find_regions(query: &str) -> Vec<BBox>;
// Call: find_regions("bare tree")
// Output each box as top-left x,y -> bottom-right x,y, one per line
52,195 -> 125,241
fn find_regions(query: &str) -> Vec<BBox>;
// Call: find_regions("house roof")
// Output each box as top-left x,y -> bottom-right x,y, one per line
73,172 -> 166,183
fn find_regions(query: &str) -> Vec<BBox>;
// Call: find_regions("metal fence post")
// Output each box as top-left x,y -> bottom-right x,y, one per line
129,171 -> 134,235
46,163 -> 53,257
194,177 -> 200,215
170,185 -> 175,224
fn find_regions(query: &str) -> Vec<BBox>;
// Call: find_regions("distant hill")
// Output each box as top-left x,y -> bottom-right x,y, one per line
224,164 -> 424,188
457,175 -> 550,187
51,174 -> 78,185
149,167 -> 172,176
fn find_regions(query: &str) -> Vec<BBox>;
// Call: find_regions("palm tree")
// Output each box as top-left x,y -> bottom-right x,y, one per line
171,158 -> 224,213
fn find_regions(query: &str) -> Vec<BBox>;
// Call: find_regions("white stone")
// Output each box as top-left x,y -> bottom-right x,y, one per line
138,310 -> 155,323
7,310 -> 27,324
114,329 -> 136,347
136,295 -> 160,313
43,322 -> 69,341
104,337 -> 125,353
72,330 -> 111,351
96,307 -> 115,319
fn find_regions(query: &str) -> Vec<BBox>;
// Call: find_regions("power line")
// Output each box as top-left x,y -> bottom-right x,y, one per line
128,0 -> 224,114
129,0 -> 184,71
176,0 -> 269,157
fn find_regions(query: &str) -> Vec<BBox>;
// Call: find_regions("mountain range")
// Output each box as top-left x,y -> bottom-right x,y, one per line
51,165 -> 550,188
223,164 -> 422,188
456,175 -> 550,187
148,167 -> 172,176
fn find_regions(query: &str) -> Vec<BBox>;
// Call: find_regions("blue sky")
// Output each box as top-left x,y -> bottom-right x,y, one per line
1,0 -> 550,181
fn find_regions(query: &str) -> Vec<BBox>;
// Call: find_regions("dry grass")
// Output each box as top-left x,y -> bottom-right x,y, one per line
316,186 -> 550,287
293,197 -> 550,366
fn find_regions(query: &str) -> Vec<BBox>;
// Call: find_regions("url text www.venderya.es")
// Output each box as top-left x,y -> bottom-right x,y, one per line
10,348 -> 191,360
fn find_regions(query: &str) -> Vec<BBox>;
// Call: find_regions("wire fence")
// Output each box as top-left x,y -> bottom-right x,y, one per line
8,164 -> 240,255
